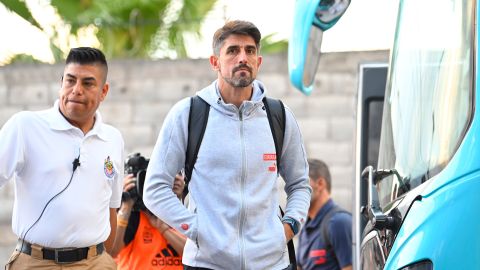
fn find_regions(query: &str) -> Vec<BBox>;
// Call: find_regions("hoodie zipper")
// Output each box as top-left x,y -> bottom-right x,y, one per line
239,110 -> 247,270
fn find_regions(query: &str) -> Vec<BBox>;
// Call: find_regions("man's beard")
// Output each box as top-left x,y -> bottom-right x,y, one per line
222,65 -> 255,88
224,75 -> 254,88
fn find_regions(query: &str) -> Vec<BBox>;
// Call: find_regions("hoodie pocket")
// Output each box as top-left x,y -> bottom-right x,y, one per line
193,207 -> 200,248
279,217 -> 288,250
269,216 -> 288,259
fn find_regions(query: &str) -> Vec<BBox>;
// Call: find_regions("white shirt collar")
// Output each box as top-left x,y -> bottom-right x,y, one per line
46,100 -> 108,141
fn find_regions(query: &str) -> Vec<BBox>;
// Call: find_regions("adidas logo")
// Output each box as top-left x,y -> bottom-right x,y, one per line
151,244 -> 182,266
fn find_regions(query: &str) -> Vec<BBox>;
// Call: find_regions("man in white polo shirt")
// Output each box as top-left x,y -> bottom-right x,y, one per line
0,47 -> 124,269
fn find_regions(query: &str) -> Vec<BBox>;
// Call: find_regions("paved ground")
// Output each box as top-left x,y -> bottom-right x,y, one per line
0,222 -> 16,266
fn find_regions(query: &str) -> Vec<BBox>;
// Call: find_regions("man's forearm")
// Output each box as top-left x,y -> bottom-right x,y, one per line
161,228 -> 187,256
105,208 -> 118,254
110,224 -> 127,258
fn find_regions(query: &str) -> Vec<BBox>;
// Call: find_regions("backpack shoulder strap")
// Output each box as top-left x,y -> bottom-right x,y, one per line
264,97 -> 290,265
262,97 -> 286,167
320,206 -> 351,251
184,95 -> 210,199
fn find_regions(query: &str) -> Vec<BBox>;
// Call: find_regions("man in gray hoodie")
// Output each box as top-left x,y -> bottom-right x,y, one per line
144,20 -> 311,270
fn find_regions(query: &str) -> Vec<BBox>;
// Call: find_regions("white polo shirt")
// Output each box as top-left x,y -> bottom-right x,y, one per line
0,101 -> 124,248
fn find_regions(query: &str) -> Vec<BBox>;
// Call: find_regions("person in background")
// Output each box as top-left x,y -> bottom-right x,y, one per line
0,47 -> 123,269
112,172 -> 186,270
297,159 -> 352,270
143,20 -> 311,270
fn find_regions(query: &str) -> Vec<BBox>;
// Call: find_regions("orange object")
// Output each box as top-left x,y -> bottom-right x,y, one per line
116,212 -> 183,269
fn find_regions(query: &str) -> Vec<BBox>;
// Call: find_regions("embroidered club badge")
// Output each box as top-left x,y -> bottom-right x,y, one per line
104,156 -> 116,178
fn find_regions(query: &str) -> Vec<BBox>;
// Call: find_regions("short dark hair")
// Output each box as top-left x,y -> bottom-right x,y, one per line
308,158 -> 332,192
212,20 -> 261,55
65,47 -> 108,82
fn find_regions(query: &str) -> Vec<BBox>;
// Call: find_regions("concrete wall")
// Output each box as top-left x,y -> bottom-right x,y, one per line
0,50 -> 389,263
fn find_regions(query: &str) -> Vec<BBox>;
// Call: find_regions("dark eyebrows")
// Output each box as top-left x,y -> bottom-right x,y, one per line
225,45 -> 240,51
246,45 -> 257,52
82,77 -> 96,83
64,73 -> 96,83
224,44 -> 257,52
64,73 -> 77,80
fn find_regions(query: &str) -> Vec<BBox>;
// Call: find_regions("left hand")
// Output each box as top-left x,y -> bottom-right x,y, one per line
283,223 -> 294,242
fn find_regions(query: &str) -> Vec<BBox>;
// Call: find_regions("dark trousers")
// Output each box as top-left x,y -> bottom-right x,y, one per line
184,266 -> 212,270
184,265 -> 294,270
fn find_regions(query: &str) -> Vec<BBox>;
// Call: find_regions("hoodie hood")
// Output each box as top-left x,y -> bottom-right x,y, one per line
196,79 -> 267,120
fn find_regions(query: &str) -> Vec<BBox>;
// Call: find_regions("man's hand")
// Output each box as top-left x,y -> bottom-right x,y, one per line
172,172 -> 185,199
283,223 -> 294,242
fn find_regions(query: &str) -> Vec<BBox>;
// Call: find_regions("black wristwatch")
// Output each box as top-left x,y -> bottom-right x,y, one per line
282,217 -> 299,235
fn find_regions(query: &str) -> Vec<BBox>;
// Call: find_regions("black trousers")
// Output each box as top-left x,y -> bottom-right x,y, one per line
184,264 -> 294,270
184,266 -> 212,270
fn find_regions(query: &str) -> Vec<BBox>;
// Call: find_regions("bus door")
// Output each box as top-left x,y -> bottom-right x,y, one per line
354,63 -> 387,270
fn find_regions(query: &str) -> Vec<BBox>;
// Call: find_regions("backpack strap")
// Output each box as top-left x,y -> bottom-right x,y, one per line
263,97 -> 294,266
262,97 -> 286,168
184,96 -> 210,199
320,206 -> 351,252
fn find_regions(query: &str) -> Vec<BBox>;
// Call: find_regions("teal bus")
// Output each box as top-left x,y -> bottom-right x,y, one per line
289,1 -> 479,269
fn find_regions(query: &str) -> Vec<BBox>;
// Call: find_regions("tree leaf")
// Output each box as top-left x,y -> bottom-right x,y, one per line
1,0 -> 42,30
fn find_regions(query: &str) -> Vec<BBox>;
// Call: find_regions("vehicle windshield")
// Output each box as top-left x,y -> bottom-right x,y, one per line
376,0 -> 474,209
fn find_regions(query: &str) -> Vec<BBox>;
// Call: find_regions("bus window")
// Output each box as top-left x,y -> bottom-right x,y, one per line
376,0 -> 473,209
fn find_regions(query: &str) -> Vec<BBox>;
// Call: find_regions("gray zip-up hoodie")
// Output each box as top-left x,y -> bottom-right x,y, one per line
144,80 -> 311,270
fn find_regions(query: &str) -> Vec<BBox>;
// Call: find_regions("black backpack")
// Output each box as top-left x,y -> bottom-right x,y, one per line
184,95 -> 286,187
183,95 -> 297,267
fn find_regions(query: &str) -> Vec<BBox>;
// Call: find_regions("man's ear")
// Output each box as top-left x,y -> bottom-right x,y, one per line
209,55 -> 219,71
317,177 -> 327,191
100,82 -> 109,102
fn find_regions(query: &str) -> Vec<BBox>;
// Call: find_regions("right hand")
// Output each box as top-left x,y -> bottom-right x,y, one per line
172,173 -> 185,199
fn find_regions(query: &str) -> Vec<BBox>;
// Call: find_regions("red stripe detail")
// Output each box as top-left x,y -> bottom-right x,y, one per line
314,257 -> 327,265
310,249 -> 326,257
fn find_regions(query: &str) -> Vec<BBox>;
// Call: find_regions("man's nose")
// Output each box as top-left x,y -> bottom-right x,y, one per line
71,82 -> 83,95
238,49 -> 248,63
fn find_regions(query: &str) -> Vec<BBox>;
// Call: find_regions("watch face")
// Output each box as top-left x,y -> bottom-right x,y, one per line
291,221 -> 299,235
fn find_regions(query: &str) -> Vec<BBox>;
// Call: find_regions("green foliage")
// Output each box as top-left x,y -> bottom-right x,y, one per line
4,53 -> 42,65
261,34 -> 288,55
162,0 -> 217,57
1,0 -> 287,63
1,0 -> 218,61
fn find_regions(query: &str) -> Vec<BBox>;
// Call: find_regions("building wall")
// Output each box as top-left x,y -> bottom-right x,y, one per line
0,50 -> 389,262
